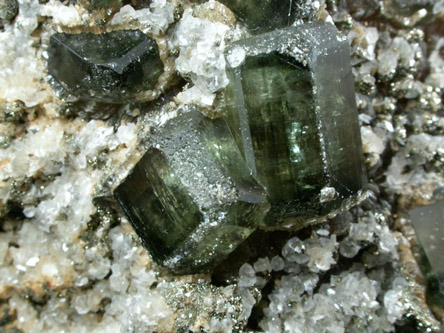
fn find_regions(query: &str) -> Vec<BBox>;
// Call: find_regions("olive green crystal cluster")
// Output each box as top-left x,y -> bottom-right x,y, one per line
114,22 -> 367,273
46,2 -> 366,273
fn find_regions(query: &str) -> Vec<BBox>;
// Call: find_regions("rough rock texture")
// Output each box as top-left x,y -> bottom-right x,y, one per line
0,0 -> 443,332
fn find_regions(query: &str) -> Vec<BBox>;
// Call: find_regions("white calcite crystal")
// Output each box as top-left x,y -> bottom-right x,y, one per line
237,227 -> 408,333
0,0 -> 47,105
171,9 -> 230,106
111,0 -> 175,35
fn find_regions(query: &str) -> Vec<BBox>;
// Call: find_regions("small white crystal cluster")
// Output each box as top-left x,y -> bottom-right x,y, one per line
110,0 -> 175,35
4,222 -> 176,332
171,9 -> 230,106
384,133 -> 444,197
238,216 -> 407,333
340,211 -> 398,259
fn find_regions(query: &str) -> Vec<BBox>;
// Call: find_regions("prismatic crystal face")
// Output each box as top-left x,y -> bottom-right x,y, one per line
114,22 -> 367,273
115,110 -> 270,273
218,0 -> 299,33
48,30 -> 163,103
224,22 -> 367,227
408,200 -> 444,312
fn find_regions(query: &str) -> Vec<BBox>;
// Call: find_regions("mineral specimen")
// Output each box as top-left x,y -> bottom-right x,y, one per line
409,200 -> 444,313
47,30 -> 163,103
218,0 -> 298,33
224,22 -> 367,227
114,110 -> 269,273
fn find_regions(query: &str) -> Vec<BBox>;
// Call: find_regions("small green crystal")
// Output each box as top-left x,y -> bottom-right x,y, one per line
48,30 -> 163,103
409,200 -> 444,315
224,22 -> 367,227
114,110 -> 269,273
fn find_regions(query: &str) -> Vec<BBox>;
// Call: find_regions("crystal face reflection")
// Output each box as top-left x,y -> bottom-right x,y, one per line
115,111 -> 269,273
115,22 -> 367,274
218,0 -> 299,33
48,30 -> 163,103
224,22 -> 367,227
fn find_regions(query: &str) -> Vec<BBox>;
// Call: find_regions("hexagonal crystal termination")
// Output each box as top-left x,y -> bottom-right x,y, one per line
114,110 -> 269,274
48,30 -> 163,103
224,22 -> 367,228
409,200 -> 444,315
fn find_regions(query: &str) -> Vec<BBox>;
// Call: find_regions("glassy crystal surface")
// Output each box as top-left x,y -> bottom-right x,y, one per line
218,0 -> 298,33
224,22 -> 367,227
409,200 -> 444,311
114,110 -> 269,273
48,30 -> 163,103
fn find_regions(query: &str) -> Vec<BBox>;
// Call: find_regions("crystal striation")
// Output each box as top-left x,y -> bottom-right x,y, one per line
48,30 -> 163,103
218,0 -> 299,34
409,200 -> 444,313
224,22 -> 367,227
114,110 -> 269,273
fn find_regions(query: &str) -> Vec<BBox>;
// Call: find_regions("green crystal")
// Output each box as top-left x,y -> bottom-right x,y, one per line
48,30 -> 163,103
409,200 -> 444,314
114,110 -> 269,273
218,0 -> 298,33
224,22 -> 367,227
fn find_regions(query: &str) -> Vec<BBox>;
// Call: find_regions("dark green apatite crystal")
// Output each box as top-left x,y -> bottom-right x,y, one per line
48,30 -> 163,103
224,22 -> 367,227
409,200 -> 444,314
219,0 -> 299,33
114,110 -> 269,273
